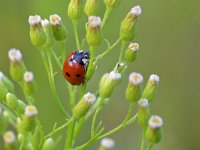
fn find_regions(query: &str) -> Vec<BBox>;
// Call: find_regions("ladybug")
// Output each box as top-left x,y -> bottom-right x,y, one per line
63,50 -> 90,85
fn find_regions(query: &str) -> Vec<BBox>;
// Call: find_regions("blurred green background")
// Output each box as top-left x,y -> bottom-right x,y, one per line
0,0 -> 200,149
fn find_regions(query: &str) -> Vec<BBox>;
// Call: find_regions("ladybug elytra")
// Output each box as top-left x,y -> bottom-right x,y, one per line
63,50 -> 90,85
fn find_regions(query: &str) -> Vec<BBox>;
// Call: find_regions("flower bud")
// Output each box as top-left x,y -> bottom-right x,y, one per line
120,5 -> 142,41
0,107 -> 7,134
23,71 -> 36,97
73,92 -> 96,119
125,72 -> 143,103
99,71 -> 121,98
86,16 -> 102,48
17,100 -> 26,115
68,0 -> 83,20
4,131 -> 18,150
137,98 -> 150,128
99,138 -> 115,150
6,93 -> 19,111
0,81 -> 8,101
8,48 -> 26,82
42,138 -> 56,150
50,14 -> 67,41
42,19 -> 53,47
18,105 -> 38,132
0,71 -> 15,93
142,74 -> 160,102
104,0 -> 121,9
125,42 -> 139,63
145,115 -> 163,143
29,15 -> 47,47
84,0 -> 98,16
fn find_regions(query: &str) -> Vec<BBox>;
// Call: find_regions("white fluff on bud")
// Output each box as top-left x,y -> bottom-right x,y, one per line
88,16 -> 101,27
24,71 -> 34,82
41,19 -> 50,28
149,74 -> 160,84
28,15 -> 41,26
129,72 -> 143,85
50,14 -> 61,25
129,42 -> 140,52
108,71 -> 121,80
25,105 -> 38,117
101,138 -> 115,149
131,5 -> 142,16
3,131 -> 16,144
149,115 -> 163,129
138,98 -> 149,108
8,48 -> 22,62
83,92 -> 96,104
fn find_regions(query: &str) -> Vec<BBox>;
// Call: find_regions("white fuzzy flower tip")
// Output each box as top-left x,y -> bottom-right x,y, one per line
129,43 -> 139,52
29,15 -> 41,26
25,105 -> 38,117
83,92 -> 96,104
101,138 -> 115,149
129,72 -> 143,85
50,14 -> 61,25
138,98 -> 149,108
109,71 -> 121,80
24,71 -> 34,82
88,16 -> 101,27
8,48 -> 22,62
149,115 -> 163,129
41,19 -> 50,28
149,74 -> 160,84
131,5 -> 142,16
3,131 -> 16,144
0,71 -> 3,79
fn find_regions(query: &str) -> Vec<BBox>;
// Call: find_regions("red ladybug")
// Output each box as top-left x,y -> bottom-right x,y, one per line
63,50 -> 90,85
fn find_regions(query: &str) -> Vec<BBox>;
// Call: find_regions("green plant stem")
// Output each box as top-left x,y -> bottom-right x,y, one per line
74,117 -> 85,140
140,129 -> 146,150
95,38 -> 121,65
61,40 -> 66,63
50,48 -> 62,68
70,86 -> 78,109
65,118 -> 76,150
119,40 -> 128,63
46,119 -> 72,138
147,143 -> 154,150
40,48 -> 69,118
73,20 -> 81,50
122,102 -> 134,126
101,8 -> 112,30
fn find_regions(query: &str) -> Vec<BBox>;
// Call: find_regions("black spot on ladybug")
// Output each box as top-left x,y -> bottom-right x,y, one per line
76,74 -> 81,78
66,72 -> 71,77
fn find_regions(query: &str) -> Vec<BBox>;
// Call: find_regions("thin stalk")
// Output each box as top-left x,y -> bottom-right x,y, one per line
101,8 -> 112,30
70,86 -> 78,109
122,102 -> 135,126
61,40 -> 66,63
73,20 -> 81,49
50,48 -> 62,68
147,143 -> 154,150
119,40 -> 128,63
74,117 -> 85,140
65,118 -> 76,150
140,129 -> 146,150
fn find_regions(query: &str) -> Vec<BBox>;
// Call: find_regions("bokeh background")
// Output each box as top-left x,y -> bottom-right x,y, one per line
0,0 -> 200,149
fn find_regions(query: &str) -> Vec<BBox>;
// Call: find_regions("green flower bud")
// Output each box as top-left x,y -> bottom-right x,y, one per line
42,138 -> 55,150
3,110 -> 15,124
120,5 -> 142,41
3,131 -> 18,150
125,72 -> 143,103
104,0 -> 121,9
29,15 -> 47,47
86,16 -> 102,47
73,92 -> 96,119
41,19 -> 53,47
99,71 -> 121,98
8,48 -> 26,82
6,93 -> 19,111
68,0 -> 83,20
99,138 -> 115,150
142,74 -> 160,102
0,71 -> 14,93
125,42 -> 139,63
137,99 -> 151,128
50,14 -> 67,41
84,0 -> 98,16
0,107 -> 7,134
145,115 -> 163,143
18,105 -> 38,132
17,100 -> 26,115
0,81 -> 8,101
23,71 -> 36,97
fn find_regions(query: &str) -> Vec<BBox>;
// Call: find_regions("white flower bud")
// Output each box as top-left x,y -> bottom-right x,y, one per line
28,15 -> 41,26
83,92 -> 96,104
131,5 -> 142,16
149,115 -> 163,129
25,105 -> 38,117
129,72 -> 143,85
24,71 -> 34,82
41,19 -> 50,28
88,16 -> 101,27
149,74 -> 160,85
101,138 -> 115,149
8,48 -> 22,62
138,98 -> 149,108
50,14 -> 61,26
128,43 -> 139,52
3,131 -> 16,144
